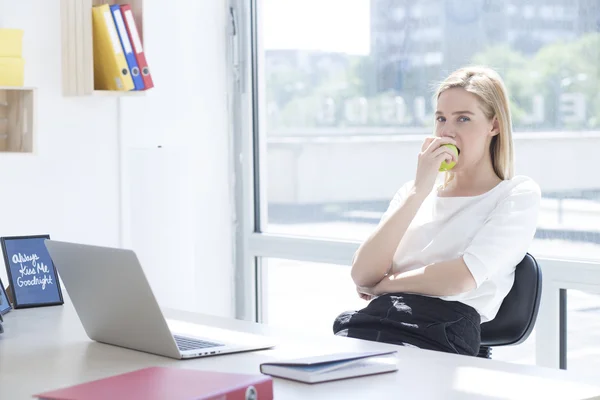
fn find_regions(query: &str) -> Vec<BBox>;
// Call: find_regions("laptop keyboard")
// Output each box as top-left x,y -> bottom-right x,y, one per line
174,335 -> 224,351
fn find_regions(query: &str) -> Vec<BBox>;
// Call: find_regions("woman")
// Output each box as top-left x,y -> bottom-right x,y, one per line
333,66 -> 541,356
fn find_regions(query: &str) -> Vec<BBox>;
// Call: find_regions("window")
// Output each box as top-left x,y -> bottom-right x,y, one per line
242,0 -> 600,370
261,258 -> 363,335
260,0 -> 600,254
523,5 -> 536,19
566,290 -> 600,379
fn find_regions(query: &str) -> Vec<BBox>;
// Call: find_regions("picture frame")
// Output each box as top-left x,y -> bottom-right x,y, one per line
0,276 -> 11,315
1,235 -> 64,309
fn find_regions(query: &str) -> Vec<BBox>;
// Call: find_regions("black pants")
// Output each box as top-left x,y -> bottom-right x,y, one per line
333,293 -> 481,356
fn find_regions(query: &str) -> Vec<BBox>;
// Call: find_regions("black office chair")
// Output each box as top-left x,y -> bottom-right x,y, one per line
478,253 -> 542,359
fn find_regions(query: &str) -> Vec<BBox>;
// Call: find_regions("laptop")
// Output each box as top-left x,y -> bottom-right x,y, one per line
44,239 -> 275,359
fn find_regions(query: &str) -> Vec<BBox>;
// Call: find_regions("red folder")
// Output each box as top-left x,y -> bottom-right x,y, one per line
33,366 -> 273,400
120,4 -> 154,89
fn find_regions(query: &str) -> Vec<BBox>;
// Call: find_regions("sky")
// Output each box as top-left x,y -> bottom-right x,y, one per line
261,0 -> 370,55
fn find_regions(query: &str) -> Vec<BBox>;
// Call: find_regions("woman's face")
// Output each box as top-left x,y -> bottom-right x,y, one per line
434,87 -> 498,172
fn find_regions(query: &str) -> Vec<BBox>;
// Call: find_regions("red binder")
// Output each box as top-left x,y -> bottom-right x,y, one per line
120,4 -> 154,89
33,366 -> 273,400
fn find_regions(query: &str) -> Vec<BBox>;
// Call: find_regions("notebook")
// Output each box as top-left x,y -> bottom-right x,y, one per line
259,350 -> 398,384
33,366 -> 273,400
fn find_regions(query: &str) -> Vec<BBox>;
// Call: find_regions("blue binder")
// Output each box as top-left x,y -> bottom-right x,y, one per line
110,4 -> 145,90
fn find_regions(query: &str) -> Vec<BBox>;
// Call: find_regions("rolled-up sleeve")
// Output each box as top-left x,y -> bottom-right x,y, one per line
462,179 -> 541,288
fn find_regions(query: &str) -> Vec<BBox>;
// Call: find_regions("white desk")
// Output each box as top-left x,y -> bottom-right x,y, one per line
1,302 -> 599,400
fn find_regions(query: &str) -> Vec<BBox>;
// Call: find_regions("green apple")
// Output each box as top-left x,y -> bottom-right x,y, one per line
439,144 -> 459,172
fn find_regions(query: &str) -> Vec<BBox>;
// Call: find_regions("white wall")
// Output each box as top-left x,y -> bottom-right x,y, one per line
0,0 -> 235,317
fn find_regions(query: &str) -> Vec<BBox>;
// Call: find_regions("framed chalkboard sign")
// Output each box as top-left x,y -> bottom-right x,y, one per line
0,277 -> 11,315
1,235 -> 63,309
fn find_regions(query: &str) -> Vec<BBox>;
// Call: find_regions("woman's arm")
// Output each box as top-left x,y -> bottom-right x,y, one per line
351,186 -> 425,288
351,137 -> 458,288
369,257 -> 477,297
369,177 -> 541,298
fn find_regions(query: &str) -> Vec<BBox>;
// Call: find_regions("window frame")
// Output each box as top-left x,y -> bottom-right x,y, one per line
230,0 -> 600,371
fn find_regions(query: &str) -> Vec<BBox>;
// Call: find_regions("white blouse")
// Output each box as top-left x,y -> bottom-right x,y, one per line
381,175 -> 541,322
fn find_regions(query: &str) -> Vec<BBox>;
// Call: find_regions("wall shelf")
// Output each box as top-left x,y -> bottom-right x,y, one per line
0,87 -> 35,153
61,0 -> 145,96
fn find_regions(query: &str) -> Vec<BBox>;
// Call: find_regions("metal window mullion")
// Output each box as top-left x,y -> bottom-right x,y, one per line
231,0 -> 259,322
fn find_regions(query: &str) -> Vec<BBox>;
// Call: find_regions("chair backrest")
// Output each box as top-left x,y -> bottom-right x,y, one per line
480,253 -> 542,347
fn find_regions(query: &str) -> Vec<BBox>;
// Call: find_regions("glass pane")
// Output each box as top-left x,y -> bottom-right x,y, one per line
490,329 -> 536,365
260,0 -> 600,262
263,257 -> 533,364
567,289 -> 600,380
262,258 -> 366,335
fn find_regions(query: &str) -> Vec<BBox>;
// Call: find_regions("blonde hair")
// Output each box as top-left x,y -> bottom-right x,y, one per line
434,66 -> 514,181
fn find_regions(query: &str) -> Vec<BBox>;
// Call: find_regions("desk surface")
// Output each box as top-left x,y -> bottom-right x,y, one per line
1,302 -> 599,400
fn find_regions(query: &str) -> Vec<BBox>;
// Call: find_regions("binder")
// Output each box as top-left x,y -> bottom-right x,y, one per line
120,4 -> 154,90
0,29 -> 25,87
0,58 -> 25,86
33,366 -> 274,400
109,4 -> 144,90
91,4 -> 134,91
0,29 -> 24,57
